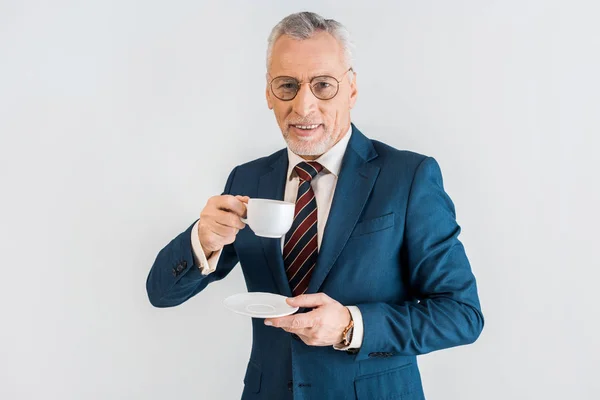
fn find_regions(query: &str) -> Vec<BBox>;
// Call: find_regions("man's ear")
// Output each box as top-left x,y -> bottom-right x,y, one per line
266,86 -> 274,110
266,73 -> 274,110
349,70 -> 358,109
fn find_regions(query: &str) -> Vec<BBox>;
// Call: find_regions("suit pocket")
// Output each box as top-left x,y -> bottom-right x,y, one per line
243,359 -> 262,394
354,363 -> 424,400
350,212 -> 395,238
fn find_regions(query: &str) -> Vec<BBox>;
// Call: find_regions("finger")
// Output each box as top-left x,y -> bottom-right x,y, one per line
265,314 -> 315,329
295,332 -> 313,345
219,211 -> 246,229
218,195 -> 247,218
215,210 -> 246,230
291,329 -> 327,347
235,195 -> 250,204
208,219 -> 239,238
280,327 -> 310,335
286,293 -> 331,308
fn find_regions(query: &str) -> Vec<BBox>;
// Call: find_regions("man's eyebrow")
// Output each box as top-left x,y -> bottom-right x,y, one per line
272,72 -> 335,81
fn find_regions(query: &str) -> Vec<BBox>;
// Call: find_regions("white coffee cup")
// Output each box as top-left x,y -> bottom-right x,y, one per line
240,198 -> 295,238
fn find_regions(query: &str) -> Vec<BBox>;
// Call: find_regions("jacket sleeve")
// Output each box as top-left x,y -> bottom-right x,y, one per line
355,157 -> 484,361
146,167 -> 241,308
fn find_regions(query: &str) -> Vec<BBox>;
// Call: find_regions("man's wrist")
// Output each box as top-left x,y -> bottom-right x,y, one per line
340,307 -> 354,346
197,224 -> 211,258
333,306 -> 363,351
197,232 -> 215,259
202,247 -> 214,260
191,220 -> 219,274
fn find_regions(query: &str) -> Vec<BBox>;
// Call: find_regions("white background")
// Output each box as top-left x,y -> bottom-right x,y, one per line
1,1 -> 599,399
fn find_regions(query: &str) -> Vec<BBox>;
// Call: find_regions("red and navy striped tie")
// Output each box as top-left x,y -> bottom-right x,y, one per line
284,161 -> 323,296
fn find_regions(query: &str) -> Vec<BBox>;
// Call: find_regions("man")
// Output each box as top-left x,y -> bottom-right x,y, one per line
146,11 -> 483,400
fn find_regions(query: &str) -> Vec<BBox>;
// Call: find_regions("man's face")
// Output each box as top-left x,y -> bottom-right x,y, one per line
266,31 -> 358,160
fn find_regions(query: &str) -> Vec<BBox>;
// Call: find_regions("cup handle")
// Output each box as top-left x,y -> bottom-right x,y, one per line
240,217 -> 248,224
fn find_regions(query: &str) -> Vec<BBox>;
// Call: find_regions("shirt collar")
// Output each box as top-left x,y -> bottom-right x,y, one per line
286,125 -> 353,180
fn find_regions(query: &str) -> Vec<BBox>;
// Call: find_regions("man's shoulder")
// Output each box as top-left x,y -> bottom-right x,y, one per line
351,124 -> 430,170
233,148 -> 286,174
369,138 -> 429,170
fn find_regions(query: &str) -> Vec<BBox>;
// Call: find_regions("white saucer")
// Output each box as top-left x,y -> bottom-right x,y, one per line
223,292 -> 299,318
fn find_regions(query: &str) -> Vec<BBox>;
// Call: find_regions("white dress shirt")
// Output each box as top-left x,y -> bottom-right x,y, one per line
190,126 -> 363,350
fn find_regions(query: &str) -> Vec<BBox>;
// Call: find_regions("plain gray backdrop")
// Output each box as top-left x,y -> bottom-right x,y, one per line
1,0 -> 599,399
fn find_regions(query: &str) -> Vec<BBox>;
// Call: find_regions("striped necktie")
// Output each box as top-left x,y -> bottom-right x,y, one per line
284,161 -> 324,296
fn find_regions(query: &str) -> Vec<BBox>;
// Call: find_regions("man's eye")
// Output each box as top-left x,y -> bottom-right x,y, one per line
314,82 -> 331,89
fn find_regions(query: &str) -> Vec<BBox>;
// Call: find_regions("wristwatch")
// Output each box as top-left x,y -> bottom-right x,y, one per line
340,314 -> 355,347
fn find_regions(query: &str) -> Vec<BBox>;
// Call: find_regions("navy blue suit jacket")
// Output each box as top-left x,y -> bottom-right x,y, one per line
146,124 -> 484,400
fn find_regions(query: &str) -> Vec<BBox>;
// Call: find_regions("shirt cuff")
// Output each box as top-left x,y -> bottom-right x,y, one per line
190,219 -> 222,275
333,305 -> 364,351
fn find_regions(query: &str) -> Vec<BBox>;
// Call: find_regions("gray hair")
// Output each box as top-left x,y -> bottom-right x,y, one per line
266,12 -> 354,72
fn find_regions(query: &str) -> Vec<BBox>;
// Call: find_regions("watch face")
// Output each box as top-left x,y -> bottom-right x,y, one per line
344,327 -> 354,345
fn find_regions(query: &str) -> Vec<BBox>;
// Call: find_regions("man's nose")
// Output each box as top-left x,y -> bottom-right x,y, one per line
292,83 -> 318,117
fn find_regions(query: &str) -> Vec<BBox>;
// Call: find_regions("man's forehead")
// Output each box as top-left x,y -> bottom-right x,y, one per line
269,32 -> 346,77
270,63 -> 340,79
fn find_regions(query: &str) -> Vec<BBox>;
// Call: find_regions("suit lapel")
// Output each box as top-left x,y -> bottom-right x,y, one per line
257,151 -> 293,297
307,126 -> 380,294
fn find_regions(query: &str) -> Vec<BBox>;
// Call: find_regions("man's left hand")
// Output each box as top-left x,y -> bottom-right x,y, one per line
264,293 -> 351,346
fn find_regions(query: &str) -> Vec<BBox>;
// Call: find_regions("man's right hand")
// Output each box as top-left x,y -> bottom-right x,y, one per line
198,195 -> 249,257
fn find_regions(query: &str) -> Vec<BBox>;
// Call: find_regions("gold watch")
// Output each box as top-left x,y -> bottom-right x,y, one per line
341,315 -> 355,347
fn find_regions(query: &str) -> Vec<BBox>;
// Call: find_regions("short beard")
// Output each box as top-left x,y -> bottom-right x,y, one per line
282,125 -> 334,157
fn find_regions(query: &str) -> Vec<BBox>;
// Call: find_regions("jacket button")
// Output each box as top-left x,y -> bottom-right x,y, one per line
288,380 -> 293,391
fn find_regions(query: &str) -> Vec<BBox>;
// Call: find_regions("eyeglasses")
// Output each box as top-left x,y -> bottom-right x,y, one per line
268,67 -> 353,101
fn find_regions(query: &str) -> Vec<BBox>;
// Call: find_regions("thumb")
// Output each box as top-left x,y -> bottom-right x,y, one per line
287,293 -> 330,308
235,195 -> 250,204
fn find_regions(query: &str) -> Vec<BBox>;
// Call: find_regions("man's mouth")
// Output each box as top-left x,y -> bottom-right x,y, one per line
289,124 -> 323,136
290,124 -> 321,130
